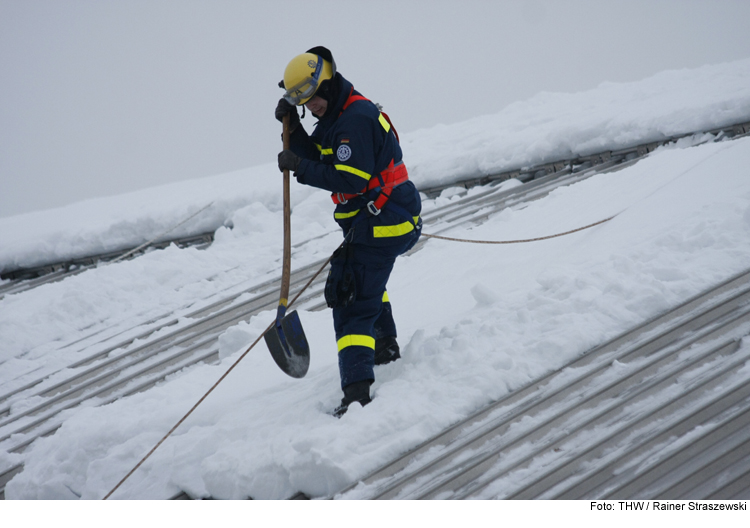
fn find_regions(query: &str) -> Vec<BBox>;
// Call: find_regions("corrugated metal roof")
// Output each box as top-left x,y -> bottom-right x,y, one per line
336,269 -> 750,499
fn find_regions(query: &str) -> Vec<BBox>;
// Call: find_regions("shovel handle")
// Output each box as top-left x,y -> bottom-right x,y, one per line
278,114 -> 292,320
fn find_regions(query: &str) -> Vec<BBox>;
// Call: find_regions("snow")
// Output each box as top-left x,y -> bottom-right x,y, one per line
2,58 -> 750,272
2,59 -> 750,500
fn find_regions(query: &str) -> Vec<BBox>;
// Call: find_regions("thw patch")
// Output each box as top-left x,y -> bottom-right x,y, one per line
337,144 -> 352,161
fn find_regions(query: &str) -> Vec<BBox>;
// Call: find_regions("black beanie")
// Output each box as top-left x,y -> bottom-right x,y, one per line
306,46 -> 337,76
306,45 -> 338,106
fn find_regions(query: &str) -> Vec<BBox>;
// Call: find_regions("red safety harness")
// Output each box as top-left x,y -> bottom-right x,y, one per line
331,89 -> 408,216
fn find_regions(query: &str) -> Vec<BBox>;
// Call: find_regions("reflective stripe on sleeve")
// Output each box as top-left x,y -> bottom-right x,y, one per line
315,144 -> 333,155
335,164 -> 372,181
382,291 -> 389,303
378,113 -> 391,133
337,334 -> 376,352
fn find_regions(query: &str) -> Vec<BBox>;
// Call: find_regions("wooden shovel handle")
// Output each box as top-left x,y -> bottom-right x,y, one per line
279,114 -> 292,312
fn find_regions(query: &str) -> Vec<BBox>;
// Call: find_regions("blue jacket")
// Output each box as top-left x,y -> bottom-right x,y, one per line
290,74 -> 422,246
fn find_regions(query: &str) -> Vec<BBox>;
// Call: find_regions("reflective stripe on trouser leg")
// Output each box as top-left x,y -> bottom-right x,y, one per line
337,334 -> 375,351
336,334 -> 376,389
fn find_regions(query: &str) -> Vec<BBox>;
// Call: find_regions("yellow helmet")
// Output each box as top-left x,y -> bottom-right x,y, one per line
282,47 -> 336,106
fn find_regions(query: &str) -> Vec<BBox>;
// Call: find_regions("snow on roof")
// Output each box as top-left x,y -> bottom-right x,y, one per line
1,58 -> 749,272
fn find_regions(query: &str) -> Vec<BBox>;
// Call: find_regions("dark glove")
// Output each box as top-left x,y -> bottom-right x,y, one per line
278,149 -> 301,172
275,98 -> 300,132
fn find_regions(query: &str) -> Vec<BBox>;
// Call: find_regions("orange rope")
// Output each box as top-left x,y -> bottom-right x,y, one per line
421,216 -> 615,244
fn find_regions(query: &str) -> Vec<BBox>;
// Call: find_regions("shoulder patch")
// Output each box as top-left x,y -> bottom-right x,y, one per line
337,144 -> 352,161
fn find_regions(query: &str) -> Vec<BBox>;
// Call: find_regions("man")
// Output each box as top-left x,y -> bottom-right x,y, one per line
275,46 -> 422,417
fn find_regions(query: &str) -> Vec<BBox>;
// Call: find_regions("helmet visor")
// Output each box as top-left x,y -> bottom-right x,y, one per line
283,77 -> 319,106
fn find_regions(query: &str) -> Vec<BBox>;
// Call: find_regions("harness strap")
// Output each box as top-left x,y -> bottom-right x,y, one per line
331,87 -> 407,215
341,91 -> 369,112
340,87 -> 399,141
332,160 -> 408,206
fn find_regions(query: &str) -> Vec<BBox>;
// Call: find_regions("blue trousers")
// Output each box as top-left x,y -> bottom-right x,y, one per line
332,235 -> 416,388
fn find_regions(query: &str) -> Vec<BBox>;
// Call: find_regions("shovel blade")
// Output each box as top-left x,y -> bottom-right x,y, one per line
264,310 -> 310,378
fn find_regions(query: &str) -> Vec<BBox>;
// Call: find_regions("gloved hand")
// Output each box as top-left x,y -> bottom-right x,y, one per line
278,149 -> 301,172
275,98 -> 300,132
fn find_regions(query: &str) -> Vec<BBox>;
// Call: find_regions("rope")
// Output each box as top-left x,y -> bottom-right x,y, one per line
102,214 -> 612,498
422,215 -> 615,244
102,242 -> 340,500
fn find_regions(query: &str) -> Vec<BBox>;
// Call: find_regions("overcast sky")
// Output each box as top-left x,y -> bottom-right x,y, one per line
2,0 -> 750,218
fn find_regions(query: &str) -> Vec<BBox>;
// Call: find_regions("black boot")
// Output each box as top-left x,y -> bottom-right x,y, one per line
332,380 -> 372,418
374,336 -> 401,365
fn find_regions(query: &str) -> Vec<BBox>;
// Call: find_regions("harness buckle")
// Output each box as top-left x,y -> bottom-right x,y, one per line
337,193 -> 348,205
366,201 -> 381,216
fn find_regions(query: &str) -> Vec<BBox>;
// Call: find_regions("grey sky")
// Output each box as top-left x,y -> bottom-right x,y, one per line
2,0 -> 750,218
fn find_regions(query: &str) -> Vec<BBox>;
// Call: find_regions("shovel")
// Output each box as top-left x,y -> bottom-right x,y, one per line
263,114 -> 310,378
